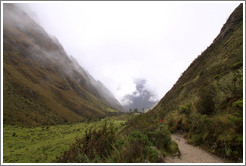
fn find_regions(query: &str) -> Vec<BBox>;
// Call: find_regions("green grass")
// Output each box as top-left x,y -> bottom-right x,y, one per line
3,115 -> 128,163
106,107 -> 120,113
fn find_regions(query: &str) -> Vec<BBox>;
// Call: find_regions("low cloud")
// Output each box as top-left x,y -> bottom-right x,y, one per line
15,2 -> 240,103
122,79 -> 158,112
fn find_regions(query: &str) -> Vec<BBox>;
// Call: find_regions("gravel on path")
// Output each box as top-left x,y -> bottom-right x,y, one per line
165,134 -> 226,163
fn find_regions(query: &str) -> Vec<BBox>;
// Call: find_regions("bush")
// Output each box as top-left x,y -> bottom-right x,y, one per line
57,114 -> 180,163
143,124 -> 179,156
110,130 -> 158,163
185,113 -> 243,162
129,130 -> 150,146
231,62 -> 243,70
145,125 -> 171,150
217,132 -> 243,161
178,103 -> 191,115
232,99 -> 243,109
56,122 -> 117,162
196,85 -> 216,115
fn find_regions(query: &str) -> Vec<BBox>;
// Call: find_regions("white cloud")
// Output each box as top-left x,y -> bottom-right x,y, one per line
21,1 -> 240,102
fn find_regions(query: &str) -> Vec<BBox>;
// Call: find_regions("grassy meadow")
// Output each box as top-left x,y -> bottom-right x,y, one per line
3,115 -> 128,163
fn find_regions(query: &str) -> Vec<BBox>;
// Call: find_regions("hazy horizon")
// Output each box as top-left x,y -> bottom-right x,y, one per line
16,1 -> 240,104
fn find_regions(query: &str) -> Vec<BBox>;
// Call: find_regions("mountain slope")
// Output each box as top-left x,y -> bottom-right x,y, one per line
69,56 -> 124,111
145,4 -> 243,161
3,4 -> 122,127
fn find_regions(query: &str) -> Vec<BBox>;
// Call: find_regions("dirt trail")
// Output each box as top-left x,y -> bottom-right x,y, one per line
165,134 -> 226,163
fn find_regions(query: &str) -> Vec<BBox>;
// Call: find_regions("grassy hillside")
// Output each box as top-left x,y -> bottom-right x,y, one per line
142,4 -> 243,161
3,4 -> 122,126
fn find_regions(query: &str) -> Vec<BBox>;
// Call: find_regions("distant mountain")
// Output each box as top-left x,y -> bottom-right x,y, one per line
3,4 -> 122,126
122,79 -> 158,112
146,4 -> 243,161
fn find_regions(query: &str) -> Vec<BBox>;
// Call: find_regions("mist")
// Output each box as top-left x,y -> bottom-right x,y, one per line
122,79 -> 158,112
4,3 -> 123,111
15,2 -> 240,104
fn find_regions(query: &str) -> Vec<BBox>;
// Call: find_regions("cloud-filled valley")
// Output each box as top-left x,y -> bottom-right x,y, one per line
18,2 -> 240,105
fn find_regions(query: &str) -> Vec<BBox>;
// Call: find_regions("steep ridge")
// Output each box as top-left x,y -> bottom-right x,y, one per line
3,4 -> 122,126
69,56 -> 124,111
146,4 -> 243,161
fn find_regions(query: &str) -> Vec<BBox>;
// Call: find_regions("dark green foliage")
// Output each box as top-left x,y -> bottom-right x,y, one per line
123,114 -> 179,157
231,62 -> 243,70
178,103 -> 191,115
232,99 -> 243,108
56,122 -> 117,162
144,125 -> 179,155
196,85 -> 216,115
232,68 -> 243,98
115,131 -> 157,163
215,121 -> 243,161
110,125 -> 178,163
56,114 -> 179,163
128,130 -> 150,145
56,123 -> 155,163
124,113 -> 152,132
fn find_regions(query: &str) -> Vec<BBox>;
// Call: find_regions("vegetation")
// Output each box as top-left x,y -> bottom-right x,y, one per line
57,122 -> 119,162
3,4 -> 122,127
54,4 -> 243,162
3,5 -> 179,163
3,3 -> 243,163
3,115 -> 128,163
145,4 -> 243,162
4,110 -> 179,163
56,114 -> 179,163
196,85 -> 216,115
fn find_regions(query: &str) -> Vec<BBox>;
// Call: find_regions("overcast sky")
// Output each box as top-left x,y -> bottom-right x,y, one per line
18,1 -> 241,103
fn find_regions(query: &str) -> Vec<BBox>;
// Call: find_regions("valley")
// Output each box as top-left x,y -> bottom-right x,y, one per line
2,3 -> 243,164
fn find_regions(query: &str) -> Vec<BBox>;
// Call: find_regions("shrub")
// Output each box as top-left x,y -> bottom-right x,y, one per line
115,142 -> 158,163
196,85 -> 216,115
232,99 -> 243,109
129,130 -> 150,146
231,62 -> 243,70
143,124 -> 179,157
185,114 -> 213,146
145,125 -> 171,150
178,103 -> 191,115
56,122 -> 117,162
217,132 -> 243,161
109,130 -> 158,163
